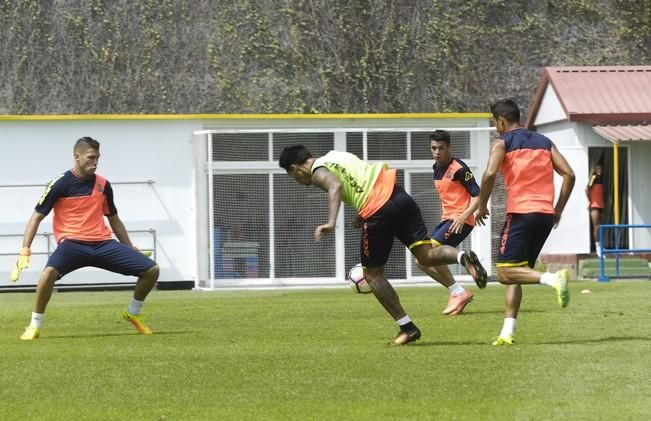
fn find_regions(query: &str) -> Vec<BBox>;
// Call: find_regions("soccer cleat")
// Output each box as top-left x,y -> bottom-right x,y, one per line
122,311 -> 153,335
394,326 -> 422,345
492,335 -> 514,346
553,269 -> 570,308
20,326 -> 40,341
461,250 -> 488,289
442,290 -> 475,315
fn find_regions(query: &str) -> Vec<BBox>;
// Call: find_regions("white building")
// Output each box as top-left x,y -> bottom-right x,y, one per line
0,113 -> 492,290
525,66 -> 651,265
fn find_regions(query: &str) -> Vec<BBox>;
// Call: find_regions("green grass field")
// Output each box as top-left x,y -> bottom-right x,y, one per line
1,281 -> 650,420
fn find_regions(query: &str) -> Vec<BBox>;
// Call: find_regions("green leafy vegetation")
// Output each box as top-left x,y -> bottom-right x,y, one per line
0,0 -> 649,114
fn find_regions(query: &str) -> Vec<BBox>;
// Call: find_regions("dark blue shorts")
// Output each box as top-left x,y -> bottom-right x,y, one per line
361,185 -> 430,267
46,239 -> 156,279
496,213 -> 555,268
431,219 -> 474,247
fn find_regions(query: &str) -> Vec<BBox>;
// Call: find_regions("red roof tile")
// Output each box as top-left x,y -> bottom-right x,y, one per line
526,66 -> 651,128
593,125 -> 651,143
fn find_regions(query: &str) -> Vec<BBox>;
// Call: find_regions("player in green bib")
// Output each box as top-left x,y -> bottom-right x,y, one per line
280,145 -> 487,345
310,152 -> 385,212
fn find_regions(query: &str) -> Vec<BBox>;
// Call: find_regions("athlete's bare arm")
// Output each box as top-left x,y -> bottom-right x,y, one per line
585,174 -> 594,208
21,211 -> 46,249
475,139 -> 506,226
451,195 -> 480,233
310,167 -> 343,241
107,214 -> 134,247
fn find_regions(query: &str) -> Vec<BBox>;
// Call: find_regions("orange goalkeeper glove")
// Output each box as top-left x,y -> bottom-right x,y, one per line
10,247 -> 31,283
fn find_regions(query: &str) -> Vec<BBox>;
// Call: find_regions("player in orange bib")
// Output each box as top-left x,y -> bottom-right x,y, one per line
10,137 -> 159,340
586,163 -> 605,257
280,145 -> 487,346
474,99 -> 575,346
416,130 -> 482,316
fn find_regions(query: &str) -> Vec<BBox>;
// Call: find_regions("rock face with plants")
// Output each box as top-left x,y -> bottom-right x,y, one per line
1,0 -> 649,115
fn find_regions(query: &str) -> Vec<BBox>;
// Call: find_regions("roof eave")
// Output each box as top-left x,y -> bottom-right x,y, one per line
525,69 -> 551,130
568,113 -> 651,124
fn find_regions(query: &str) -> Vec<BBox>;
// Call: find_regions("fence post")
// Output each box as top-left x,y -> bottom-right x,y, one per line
598,225 -> 609,282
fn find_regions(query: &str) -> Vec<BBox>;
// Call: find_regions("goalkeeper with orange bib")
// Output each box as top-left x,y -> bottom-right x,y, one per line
279,145 -> 487,345
10,137 -> 159,340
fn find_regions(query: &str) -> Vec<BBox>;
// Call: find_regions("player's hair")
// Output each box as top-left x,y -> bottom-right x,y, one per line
279,145 -> 313,171
74,136 -> 100,152
430,130 -> 451,144
490,99 -> 521,124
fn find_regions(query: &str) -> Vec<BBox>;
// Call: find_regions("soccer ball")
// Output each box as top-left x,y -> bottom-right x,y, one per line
347,263 -> 372,294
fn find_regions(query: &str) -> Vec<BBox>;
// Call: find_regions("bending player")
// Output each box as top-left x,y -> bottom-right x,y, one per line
279,145 -> 486,345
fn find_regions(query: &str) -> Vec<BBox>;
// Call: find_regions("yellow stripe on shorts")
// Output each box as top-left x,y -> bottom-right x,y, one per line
408,239 -> 435,250
495,261 -> 529,268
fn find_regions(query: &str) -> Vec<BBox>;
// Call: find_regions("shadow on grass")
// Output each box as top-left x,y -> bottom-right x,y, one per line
535,335 -> 650,345
449,309 -> 547,316
401,335 -> 650,347
42,330 -> 194,340
399,339 -> 489,347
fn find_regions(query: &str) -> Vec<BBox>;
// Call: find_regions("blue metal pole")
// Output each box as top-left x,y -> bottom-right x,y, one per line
615,227 -> 621,276
598,225 -> 608,282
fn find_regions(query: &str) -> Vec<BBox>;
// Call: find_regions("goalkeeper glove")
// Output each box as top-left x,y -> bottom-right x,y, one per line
10,247 -> 31,283
133,246 -> 153,258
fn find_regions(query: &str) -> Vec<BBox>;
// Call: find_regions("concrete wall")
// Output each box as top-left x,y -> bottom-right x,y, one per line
532,81 -> 651,255
532,121 -> 590,254
628,142 -> 651,248
0,119 -> 201,286
534,118 -> 650,253
1,113 -> 492,288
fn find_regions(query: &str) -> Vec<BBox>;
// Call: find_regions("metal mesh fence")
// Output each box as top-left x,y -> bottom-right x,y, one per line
204,128 -> 492,288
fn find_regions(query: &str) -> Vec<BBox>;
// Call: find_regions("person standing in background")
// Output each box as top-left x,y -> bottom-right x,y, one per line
586,163 -> 605,257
